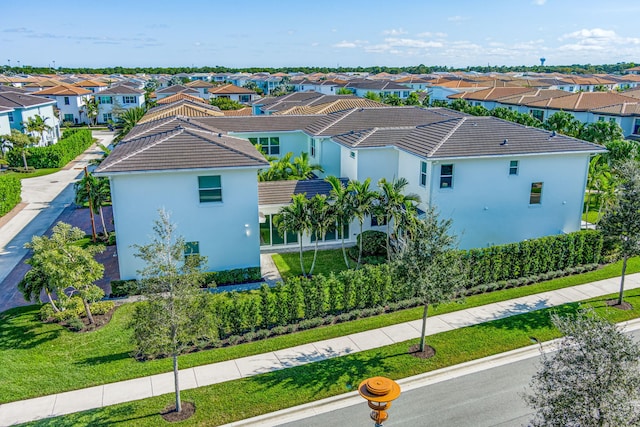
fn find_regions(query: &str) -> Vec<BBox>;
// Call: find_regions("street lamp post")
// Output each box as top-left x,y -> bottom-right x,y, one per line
358,376 -> 401,427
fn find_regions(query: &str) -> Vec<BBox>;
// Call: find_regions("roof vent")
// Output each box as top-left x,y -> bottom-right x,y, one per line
218,133 -> 222,137
501,139 -> 508,146
551,130 -> 556,137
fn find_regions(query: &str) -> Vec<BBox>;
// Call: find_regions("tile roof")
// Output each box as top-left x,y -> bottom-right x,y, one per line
156,84 -> 199,95
589,103 -> 640,116
526,92 -> 640,111
272,98 -> 386,115
32,84 -> 92,96
495,89 -> 571,106
193,115 -> 321,133
96,125 -> 268,174
138,100 -> 224,123
156,92 -> 208,104
73,79 -> 108,88
331,116 -> 605,158
97,85 -> 144,95
448,87 -> 535,101
120,116 -> 221,142
222,107 -> 253,116
185,80 -> 215,88
0,91 -> 56,108
209,84 -> 256,95
258,178 -> 349,205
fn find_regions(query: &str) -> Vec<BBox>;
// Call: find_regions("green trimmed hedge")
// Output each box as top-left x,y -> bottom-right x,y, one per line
7,129 -> 93,169
0,175 -> 21,216
110,267 -> 262,298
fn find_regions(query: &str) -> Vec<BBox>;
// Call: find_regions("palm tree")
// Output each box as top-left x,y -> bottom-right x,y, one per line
274,194 -> 311,276
74,168 -> 111,241
348,178 -> 377,268
18,260 -> 61,312
114,106 -> 147,143
377,177 -> 421,261
1,129 -> 36,169
292,152 -> 324,179
81,97 -> 99,127
307,194 -> 336,276
23,115 -> 52,146
326,176 -> 355,268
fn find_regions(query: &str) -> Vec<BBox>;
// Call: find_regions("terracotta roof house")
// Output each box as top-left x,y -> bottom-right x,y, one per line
73,79 -> 108,93
138,99 -> 223,123
208,84 -> 258,103
156,92 -> 208,105
32,84 -> 93,124
185,80 -> 216,99
155,84 -> 200,100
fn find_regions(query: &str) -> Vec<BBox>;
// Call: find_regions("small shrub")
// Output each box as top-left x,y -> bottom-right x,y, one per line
242,332 -> 256,342
575,266 -> 586,273
284,324 -> 298,334
359,308 -> 376,318
226,335 -> 243,346
52,309 -> 80,322
67,317 -> 85,332
516,277 -> 528,287
0,175 -> 21,216
298,317 -> 323,330
39,304 -> 55,321
90,301 -> 114,315
255,329 -> 271,340
323,315 -> 335,325
271,326 -> 287,336
506,279 -> 518,288
110,280 -> 140,297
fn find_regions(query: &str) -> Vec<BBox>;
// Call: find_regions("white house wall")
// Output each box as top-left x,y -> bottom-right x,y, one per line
230,130 -> 308,158
428,153 -> 589,249
340,146 -> 358,179
357,148 -> 399,187
398,150 -> 430,206
318,139 -> 341,178
110,168 -> 261,280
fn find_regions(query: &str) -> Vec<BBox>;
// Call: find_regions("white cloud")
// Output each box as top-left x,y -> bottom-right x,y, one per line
447,15 -> 469,22
416,31 -> 447,38
382,28 -> 407,36
533,0 -> 546,5
333,40 -> 367,48
311,42 -> 319,47
558,28 -> 640,53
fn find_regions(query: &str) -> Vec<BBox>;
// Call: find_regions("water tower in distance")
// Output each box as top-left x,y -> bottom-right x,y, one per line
540,57 -> 546,66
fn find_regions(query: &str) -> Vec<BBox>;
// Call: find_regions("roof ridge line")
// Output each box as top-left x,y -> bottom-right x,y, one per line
428,117 -> 467,157
314,108 -> 357,135
182,128 -> 268,164
352,128 -> 376,146
101,128 -> 184,171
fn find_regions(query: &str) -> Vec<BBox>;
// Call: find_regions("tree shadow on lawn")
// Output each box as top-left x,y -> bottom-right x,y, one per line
475,302 -> 581,336
0,305 -> 62,350
250,348 -> 402,397
26,402 -> 158,427
75,351 -> 132,367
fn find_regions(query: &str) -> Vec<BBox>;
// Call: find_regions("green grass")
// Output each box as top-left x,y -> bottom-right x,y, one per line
24,288 -> 640,427
272,248 -> 354,279
0,168 -> 61,179
1,257 -> 638,405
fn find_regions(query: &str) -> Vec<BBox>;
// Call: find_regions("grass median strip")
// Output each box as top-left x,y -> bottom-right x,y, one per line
23,288 -> 640,427
1,257 -> 638,404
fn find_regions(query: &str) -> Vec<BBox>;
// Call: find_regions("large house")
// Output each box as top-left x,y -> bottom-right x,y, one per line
95,85 -> 145,124
32,84 -> 92,125
96,106 -> 604,280
0,86 -> 60,144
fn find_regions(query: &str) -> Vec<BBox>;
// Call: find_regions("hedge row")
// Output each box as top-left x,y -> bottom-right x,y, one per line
110,266 -> 262,297
7,129 -> 93,169
0,175 -> 21,216
461,230 -> 603,289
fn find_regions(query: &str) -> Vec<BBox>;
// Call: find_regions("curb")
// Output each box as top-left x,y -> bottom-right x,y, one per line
221,317 -> 640,426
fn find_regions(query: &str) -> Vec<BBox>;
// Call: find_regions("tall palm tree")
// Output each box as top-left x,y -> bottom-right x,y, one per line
326,176 -> 355,268
377,177 -> 421,261
23,115 -> 52,146
74,168 -> 111,241
307,194 -> 336,276
274,194 -> 311,276
81,97 -> 99,127
114,106 -> 147,143
348,178 -> 377,268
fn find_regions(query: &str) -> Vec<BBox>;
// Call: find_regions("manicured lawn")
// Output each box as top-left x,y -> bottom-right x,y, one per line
1,257 -> 638,405
272,247 -> 354,279
0,168 -> 61,179
24,288 -> 640,427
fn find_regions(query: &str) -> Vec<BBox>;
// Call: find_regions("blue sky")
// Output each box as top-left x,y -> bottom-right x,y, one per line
2,0 -> 639,69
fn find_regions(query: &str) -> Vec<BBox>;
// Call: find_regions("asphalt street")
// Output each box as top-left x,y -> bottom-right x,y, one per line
280,329 -> 640,427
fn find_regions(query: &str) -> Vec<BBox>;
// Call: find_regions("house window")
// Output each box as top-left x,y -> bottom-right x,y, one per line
509,160 -> 519,175
350,151 -> 356,159
419,161 -> 427,186
310,139 -> 316,157
102,113 -> 112,122
598,117 -> 605,122
569,86 -> 574,92
261,214 -> 298,246
530,109 -> 544,121
8,113 -> 13,122
198,175 -> 222,203
609,118 -> 616,124
402,91 -> 410,97
122,96 -> 136,104
184,241 -> 199,258
370,214 -> 387,227
440,164 -> 453,188
98,96 -> 112,104
64,97 -> 70,105
63,114 -> 74,122
249,137 -> 280,155
239,94 -> 250,103
530,182 -> 543,204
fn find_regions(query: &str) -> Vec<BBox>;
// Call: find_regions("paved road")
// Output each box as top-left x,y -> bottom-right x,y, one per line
280,329 -> 640,427
0,131 -> 113,311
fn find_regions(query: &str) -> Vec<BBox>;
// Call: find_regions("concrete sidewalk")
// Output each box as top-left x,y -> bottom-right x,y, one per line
0,131 -> 112,311
0,272 -> 638,426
